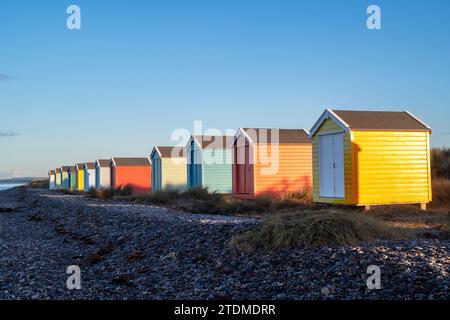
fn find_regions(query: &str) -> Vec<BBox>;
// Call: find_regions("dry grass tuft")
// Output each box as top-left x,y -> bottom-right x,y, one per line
87,185 -> 134,199
431,178 -> 450,209
231,210 -> 410,251
134,188 -> 314,215
431,148 -> 450,180
28,179 -> 49,189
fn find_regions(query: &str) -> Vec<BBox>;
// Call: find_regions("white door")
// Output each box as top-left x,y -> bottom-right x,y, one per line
318,133 -> 345,198
333,133 -> 345,198
319,134 -> 334,197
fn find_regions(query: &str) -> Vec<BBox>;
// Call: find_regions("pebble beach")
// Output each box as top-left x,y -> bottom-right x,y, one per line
0,186 -> 449,300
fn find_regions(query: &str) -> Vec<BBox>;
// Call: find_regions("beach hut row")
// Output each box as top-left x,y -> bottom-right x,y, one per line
48,109 -> 433,210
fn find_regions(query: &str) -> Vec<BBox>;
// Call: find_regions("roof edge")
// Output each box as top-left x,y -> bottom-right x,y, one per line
308,108 -> 350,138
405,111 -> 432,133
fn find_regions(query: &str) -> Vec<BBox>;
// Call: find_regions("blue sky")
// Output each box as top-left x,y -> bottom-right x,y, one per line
1,0 -> 449,178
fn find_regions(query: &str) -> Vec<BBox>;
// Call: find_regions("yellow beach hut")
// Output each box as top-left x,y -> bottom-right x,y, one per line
150,146 -> 187,192
75,163 -> 85,192
308,109 -> 432,210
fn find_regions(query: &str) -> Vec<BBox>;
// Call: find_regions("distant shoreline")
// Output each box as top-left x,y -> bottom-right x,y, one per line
0,177 -> 44,184
0,184 -> 27,192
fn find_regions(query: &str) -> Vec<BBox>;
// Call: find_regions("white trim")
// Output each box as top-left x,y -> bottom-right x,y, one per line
308,109 -> 350,139
150,146 -> 161,159
405,111 -> 432,133
327,109 -> 350,129
230,128 -> 254,147
186,135 -> 203,151
301,128 -> 310,136
111,158 -> 117,167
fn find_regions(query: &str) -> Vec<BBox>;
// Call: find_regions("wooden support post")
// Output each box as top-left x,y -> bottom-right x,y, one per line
420,203 -> 427,211
364,205 -> 371,211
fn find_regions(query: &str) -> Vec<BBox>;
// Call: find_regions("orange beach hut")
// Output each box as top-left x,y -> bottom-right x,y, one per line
232,128 -> 312,198
110,157 -> 151,194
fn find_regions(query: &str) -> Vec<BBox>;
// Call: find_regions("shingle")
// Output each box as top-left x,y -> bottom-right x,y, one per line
332,110 -> 430,131
112,157 -> 150,166
156,146 -> 186,158
242,128 -> 310,144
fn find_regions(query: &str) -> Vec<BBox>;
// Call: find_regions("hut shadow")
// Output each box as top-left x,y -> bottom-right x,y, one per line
258,175 -> 312,198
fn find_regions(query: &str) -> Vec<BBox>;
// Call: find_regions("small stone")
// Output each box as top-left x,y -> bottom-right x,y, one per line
321,286 -> 330,296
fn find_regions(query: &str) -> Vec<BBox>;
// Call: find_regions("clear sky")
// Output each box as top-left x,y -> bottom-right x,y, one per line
1,0 -> 449,178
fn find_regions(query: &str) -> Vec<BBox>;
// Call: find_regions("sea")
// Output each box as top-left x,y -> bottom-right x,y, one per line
0,183 -> 25,191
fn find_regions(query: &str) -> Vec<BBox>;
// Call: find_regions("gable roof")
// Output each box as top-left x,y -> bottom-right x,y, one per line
96,159 -> 111,167
151,146 -> 186,159
55,168 -> 61,174
61,166 -> 71,172
68,166 -> 76,173
235,128 -> 310,144
192,135 -> 233,149
84,162 -> 95,170
75,163 -> 85,170
49,170 -> 55,175
309,109 -> 431,138
111,157 -> 150,167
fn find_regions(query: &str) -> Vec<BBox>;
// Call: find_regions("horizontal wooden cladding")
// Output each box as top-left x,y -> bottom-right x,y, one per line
254,143 -> 312,195
162,158 -> 187,191
352,130 -> 431,205
359,195 -> 430,204
315,118 -> 344,134
351,130 -> 427,138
